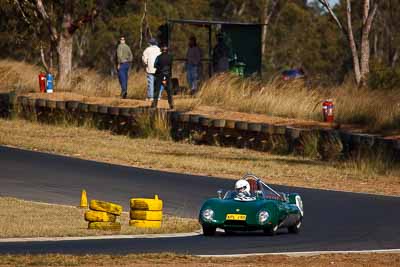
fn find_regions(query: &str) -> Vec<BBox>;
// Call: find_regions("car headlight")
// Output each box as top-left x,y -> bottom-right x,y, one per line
258,211 -> 269,224
202,209 -> 214,221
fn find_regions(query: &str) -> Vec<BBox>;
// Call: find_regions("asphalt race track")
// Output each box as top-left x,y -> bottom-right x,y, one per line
0,145 -> 400,255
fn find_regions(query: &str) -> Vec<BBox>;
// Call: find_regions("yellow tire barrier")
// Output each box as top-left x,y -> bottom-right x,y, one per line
129,220 -> 161,228
130,210 -> 162,221
88,222 -> 121,231
130,195 -> 162,211
84,210 -> 116,222
89,200 -> 123,216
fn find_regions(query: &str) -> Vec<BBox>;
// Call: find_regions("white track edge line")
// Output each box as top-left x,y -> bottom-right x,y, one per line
0,232 -> 201,243
197,249 -> 400,257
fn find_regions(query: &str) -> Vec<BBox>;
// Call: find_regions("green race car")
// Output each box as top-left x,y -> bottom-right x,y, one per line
199,174 -> 304,236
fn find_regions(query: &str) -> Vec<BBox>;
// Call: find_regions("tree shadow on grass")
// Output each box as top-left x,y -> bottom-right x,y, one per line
150,151 -> 327,167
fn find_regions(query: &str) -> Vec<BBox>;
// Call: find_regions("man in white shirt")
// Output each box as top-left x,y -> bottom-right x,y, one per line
142,38 -> 163,101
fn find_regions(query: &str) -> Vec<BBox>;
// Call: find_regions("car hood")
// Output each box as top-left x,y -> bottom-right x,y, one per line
200,198 -> 277,215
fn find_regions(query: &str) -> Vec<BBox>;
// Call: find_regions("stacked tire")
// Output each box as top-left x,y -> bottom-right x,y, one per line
129,195 -> 163,228
85,200 -> 123,231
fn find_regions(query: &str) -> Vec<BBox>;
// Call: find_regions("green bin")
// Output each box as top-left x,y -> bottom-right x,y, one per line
230,62 -> 246,77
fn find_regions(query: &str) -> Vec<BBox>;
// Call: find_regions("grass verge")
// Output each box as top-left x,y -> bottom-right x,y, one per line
0,118 -> 399,196
3,59 -> 400,133
0,252 -> 398,266
197,74 -> 400,133
0,197 -> 199,238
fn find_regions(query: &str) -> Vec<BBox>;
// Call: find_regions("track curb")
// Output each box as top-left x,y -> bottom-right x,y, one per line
198,249 -> 400,257
0,232 -> 201,243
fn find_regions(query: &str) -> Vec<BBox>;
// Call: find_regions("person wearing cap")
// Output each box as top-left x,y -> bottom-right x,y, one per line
142,38 -> 163,101
116,35 -> 133,99
152,44 -> 174,109
185,35 -> 202,94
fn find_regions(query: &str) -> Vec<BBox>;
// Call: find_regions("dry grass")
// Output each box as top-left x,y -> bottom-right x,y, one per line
70,68 -> 148,99
0,60 -> 40,93
197,74 -> 400,133
197,74 -> 321,120
135,111 -> 172,140
0,59 -> 147,99
0,197 -> 199,238
0,118 -> 399,196
3,59 -> 400,132
0,252 -> 399,266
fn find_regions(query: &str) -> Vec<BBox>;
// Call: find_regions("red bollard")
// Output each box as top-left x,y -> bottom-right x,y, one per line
322,99 -> 334,123
38,72 -> 46,93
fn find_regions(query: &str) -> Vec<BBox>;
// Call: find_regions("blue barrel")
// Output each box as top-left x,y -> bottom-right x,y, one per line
46,73 -> 54,93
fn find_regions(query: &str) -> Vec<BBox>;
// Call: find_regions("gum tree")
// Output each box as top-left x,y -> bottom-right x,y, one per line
318,0 -> 378,86
13,0 -> 99,88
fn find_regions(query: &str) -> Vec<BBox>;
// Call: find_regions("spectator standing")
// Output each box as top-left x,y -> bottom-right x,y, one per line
151,44 -> 174,109
142,38 -> 164,101
116,35 -> 133,99
212,33 -> 230,73
186,36 -> 202,94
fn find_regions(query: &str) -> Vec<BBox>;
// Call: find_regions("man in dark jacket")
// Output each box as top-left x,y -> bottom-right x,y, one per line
152,44 -> 174,109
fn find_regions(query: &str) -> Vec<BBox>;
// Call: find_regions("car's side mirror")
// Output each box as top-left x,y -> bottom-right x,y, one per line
217,189 -> 224,199
255,190 -> 263,199
281,193 -> 288,202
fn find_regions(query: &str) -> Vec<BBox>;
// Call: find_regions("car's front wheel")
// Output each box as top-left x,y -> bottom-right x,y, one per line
288,220 -> 302,234
202,225 -> 216,236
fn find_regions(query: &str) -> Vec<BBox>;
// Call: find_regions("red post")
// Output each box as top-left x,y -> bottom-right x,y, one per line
322,100 -> 334,123
38,72 -> 46,93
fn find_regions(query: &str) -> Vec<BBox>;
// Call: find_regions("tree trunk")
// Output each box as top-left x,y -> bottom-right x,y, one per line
318,0 -> 377,87
261,0 -> 279,60
359,0 -> 378,86
359,32 -> 371,86
261,0 -> 269,57
57,33 -> 73,89
345,0 -> 362,85
40,42 -> 49,72
391,49 -> 398,68
57,0 -> 73,89
372,32 -> 378,59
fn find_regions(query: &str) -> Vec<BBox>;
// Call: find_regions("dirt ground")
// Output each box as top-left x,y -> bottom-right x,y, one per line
0,252 -> 399,267
24,92 -> 191,109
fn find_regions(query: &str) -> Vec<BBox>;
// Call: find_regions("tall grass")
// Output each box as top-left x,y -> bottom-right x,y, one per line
0,59 -> 147,98
340,148 -> 400,177
331,85 -> 400,131
197,74 -> 321,120
0,59 -> 40,93
197,74 -> 400,132
135,110 -> 171,140
2,59 -> 400,132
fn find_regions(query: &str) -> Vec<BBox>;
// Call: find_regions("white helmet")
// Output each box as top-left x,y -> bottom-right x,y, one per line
235,179 -> 250,194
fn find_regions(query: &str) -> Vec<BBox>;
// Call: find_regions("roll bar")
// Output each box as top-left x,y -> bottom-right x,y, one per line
241,173 -> 283,199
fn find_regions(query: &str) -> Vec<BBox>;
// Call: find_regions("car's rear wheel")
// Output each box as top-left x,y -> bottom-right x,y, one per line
288,220 -> 302,234
263,225 -> 278,236
202,225 -> 216,236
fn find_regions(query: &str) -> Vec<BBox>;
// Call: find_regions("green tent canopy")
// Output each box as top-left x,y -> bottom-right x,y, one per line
162,19 -> 263,77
